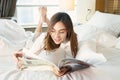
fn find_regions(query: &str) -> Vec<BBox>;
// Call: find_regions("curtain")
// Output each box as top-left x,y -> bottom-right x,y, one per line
105,0 -> 120,14
0,0 -> 17,19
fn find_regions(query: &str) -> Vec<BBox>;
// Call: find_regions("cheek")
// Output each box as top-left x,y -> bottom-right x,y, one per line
61,33 -> 67,40
50,33 -> 54,39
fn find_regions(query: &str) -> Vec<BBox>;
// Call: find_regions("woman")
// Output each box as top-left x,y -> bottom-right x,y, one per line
14,7 -> 78,76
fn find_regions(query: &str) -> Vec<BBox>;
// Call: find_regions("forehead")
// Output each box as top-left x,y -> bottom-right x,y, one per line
52,21 -> 66,30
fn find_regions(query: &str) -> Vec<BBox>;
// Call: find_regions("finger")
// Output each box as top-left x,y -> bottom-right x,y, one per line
14,52 -> 23,57
13,53 -> 19,62
13,54 -> 23,63
17,60 -> 23,69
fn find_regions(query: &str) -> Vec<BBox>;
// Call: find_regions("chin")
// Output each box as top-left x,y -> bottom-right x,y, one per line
54,40 -> 62,44
54,42 -> 61,44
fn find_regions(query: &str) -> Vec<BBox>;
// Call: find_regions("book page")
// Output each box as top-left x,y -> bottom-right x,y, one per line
22,48 -> 59,71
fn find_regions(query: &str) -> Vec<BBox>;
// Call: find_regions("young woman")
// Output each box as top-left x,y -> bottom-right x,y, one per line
14,7 -> 78,76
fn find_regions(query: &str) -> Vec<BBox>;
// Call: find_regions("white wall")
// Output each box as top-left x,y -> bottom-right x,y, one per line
76,0 -> 96,24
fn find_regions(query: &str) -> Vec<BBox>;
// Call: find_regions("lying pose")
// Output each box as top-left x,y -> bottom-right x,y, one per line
14,6 -> 78,76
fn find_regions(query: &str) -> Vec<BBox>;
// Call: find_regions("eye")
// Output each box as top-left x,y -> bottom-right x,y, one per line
59,31 -> 65,33
51,29 -> 55,33
59,30 -> 66,33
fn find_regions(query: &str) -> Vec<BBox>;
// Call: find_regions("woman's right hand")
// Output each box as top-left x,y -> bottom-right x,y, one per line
13,51 -> 24,69
52,66 -> 71,77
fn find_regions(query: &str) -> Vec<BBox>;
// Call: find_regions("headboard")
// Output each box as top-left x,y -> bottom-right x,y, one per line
96,0 -> 120,15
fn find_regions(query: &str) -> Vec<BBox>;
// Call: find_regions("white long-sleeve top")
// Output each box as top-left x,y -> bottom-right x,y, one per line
23,33 -> 73,65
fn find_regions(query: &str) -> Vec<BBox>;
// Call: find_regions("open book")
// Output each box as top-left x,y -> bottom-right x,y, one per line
20,49 -> 90,76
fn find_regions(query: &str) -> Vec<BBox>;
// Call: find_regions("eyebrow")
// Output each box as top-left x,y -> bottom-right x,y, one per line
51,28 -> 66,31
53,29 -> 66,32
59,29 -> 66,31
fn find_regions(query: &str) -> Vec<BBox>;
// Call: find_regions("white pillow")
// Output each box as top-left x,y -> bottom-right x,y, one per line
114,37 -> 120,49
96,31 -> 117,48
0,19 -> 27,41
87,11 -> 120,37
74,24 -> 97,41
76,41 -> 107,65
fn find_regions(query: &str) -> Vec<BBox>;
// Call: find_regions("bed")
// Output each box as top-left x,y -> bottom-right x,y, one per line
0,11 -> 120,80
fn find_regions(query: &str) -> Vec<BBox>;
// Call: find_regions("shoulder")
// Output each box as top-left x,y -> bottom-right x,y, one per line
60,41 -> 70,49
36,32 -> 46,41
32,32 -> 47,47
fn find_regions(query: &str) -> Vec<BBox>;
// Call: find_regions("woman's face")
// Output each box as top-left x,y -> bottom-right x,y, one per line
50,21 -> 67,44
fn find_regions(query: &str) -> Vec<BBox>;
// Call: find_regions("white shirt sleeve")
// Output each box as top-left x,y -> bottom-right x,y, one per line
25,33 -> 46,54
32,31 -> 41,42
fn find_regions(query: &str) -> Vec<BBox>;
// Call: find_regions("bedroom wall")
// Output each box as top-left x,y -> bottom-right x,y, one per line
76,0 -> 120,24
76,0 -> 96,24
76,0 -> 105,24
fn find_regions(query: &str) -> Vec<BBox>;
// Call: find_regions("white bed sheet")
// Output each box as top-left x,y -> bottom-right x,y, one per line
96,46 -> 120,80
0,47 -> 119,80
0,40 -> 120,80
0,19 -> 120,80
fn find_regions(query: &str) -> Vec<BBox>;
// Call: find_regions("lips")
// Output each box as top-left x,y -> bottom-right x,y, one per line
54,39 -> 61,42
54,39 -> 61,44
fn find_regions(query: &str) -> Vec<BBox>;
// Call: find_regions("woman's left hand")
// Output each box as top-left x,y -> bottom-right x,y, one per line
13,51 -> 24,70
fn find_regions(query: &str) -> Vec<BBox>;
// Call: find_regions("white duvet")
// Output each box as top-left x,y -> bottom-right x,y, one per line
0,19 -> 120,80
0,19 -> 32,56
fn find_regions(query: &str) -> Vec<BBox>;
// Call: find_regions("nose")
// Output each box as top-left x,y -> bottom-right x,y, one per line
54,32 -> 60,38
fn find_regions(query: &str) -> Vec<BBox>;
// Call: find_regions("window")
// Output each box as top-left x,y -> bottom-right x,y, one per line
16,0 -> 76,27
